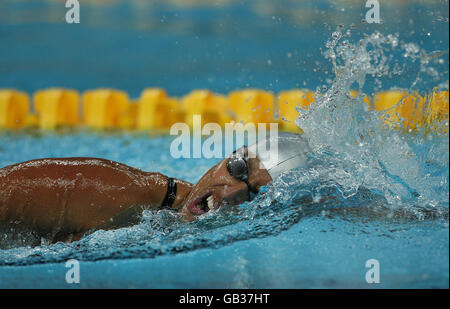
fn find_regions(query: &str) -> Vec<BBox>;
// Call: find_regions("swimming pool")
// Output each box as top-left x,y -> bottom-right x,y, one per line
0,0 -> 448,288
0,131 -> 448,288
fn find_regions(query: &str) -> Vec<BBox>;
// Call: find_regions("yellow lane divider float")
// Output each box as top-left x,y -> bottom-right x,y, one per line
373,88 -> 449,133
229,89 -> 274,125
0,89 -> 30,129
83,89 -> 129,130
425,90 -> 449,134
34,88 -> 79,129
0,87 -> 448,134
182,89 -> 231,128
137,88 -> 183,131
277,89 -> 315,133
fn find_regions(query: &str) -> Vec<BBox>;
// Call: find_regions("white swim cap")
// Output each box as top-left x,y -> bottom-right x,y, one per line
247,132 -> 311,180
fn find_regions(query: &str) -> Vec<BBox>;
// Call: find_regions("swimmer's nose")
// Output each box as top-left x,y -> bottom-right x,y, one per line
221,183 -> 249,206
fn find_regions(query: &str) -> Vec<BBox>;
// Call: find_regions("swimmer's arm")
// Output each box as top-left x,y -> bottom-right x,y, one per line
0,157 -> 193,240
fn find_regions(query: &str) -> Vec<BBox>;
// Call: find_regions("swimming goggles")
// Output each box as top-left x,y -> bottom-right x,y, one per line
226,147 -> 253,199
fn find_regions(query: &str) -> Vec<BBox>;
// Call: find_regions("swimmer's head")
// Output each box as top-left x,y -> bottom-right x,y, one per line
179,132 -> 311,220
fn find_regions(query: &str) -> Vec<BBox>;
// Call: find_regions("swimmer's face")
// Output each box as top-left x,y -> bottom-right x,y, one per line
180,147 -> 272,221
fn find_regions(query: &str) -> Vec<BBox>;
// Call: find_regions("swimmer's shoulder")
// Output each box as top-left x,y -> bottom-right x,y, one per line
1,157 -> 124,170
0,157 -> 137,179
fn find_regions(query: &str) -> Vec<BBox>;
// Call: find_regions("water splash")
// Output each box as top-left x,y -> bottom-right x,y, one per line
297,30 -> 449,211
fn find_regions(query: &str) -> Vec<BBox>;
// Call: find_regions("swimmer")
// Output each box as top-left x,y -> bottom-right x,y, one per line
0,133 -> 310,243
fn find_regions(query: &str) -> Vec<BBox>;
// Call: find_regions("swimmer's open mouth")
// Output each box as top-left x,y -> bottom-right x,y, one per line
188,192 -> 215,215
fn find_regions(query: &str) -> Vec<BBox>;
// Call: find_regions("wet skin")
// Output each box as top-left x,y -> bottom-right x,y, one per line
0,148 -> 272,242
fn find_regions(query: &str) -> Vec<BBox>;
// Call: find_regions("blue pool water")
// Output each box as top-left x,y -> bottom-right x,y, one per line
0,216 -> 448,288
0,128 -> 448,288
0,0 -> 448,96
0,0 -> 449,288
